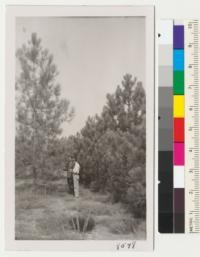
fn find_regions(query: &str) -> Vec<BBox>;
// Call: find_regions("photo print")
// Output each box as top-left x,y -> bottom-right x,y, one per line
6,5 -> 154,251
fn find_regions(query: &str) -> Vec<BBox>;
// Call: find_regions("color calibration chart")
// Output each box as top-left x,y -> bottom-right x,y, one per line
159,20 -> 200,233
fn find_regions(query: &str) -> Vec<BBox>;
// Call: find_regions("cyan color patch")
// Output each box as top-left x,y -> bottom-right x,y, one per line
173,49 -> 184,70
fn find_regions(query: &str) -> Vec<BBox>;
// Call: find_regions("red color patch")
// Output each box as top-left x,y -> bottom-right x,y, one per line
174,118 -> 184,142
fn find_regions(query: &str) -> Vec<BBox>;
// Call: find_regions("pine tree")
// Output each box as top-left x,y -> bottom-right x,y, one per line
16,33 -> 74,183
103,74 -> 145,132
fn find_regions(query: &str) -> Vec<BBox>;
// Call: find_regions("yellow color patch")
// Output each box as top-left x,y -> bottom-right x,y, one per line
173,95 -> 184,117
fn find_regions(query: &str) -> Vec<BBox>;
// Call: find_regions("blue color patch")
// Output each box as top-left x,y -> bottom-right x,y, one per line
173,50 -> 184,70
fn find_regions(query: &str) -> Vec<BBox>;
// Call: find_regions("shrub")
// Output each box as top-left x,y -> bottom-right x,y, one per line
109,217 -> 141,235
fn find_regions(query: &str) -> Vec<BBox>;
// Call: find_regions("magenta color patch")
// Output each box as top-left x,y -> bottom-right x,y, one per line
174,143 -> 184,165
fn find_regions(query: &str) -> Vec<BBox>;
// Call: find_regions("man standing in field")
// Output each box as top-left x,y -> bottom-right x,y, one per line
71,157 -> 80,198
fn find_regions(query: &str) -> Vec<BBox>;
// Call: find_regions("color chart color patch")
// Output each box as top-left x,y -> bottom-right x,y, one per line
159,20 -> 200,233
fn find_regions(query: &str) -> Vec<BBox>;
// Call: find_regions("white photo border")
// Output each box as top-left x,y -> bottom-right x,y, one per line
5,5 -> 155,251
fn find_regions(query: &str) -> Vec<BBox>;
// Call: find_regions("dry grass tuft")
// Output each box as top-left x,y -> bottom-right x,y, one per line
69,211 -> 95,233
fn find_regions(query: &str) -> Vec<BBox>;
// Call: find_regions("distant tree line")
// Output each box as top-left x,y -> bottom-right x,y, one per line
16,33 -> 146,218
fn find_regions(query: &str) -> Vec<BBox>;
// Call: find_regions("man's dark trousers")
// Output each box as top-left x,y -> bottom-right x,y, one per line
67,176 -> 74,195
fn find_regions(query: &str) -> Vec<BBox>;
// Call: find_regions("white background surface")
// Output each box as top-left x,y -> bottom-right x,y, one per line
1,0 -> 200,256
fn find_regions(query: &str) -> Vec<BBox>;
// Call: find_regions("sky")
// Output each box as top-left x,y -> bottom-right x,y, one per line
16,17 -> 145,137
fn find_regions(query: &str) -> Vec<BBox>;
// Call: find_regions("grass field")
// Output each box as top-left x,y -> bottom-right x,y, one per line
15,179 -> 146,240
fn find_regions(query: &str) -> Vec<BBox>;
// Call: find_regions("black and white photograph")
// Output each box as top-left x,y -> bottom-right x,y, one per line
6,6 -> 154,251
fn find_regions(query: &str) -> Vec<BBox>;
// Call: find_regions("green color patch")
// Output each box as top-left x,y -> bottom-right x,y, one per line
173,71 -> 184,95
